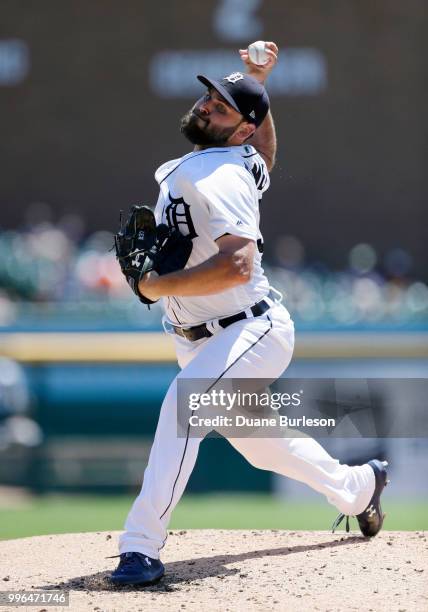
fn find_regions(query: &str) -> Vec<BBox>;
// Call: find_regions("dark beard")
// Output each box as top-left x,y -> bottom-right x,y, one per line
180,110 -> 237,146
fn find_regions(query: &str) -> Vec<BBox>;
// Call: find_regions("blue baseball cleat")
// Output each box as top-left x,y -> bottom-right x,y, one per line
109,552 -> 165,586
332,459 -> 389,537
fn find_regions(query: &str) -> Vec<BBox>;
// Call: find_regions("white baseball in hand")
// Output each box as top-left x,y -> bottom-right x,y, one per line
247,41 -> 269,66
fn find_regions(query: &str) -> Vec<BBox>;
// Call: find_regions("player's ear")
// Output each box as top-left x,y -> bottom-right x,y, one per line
236,122 -> 256,143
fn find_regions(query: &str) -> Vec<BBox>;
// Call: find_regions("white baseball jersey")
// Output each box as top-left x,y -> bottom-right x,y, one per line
154,144 -> 271,326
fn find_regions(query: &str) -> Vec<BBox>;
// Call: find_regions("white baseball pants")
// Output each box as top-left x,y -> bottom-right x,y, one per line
119,303 -> 375,558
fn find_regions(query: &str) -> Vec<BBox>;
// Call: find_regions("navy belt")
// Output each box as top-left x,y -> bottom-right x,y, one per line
172,297 -> 271,342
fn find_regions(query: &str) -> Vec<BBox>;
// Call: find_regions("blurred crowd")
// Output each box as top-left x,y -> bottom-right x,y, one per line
0,210 -> 427,330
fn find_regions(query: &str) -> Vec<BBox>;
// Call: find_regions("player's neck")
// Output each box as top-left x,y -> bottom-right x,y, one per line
193,143 -> 236,152
193,144 -> 225,151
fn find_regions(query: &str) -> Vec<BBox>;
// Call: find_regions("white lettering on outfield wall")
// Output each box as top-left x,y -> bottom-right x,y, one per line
150,48 -> 327,97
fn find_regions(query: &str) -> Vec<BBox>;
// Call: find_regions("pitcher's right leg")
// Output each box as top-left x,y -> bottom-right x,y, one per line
119,378 -> 202,559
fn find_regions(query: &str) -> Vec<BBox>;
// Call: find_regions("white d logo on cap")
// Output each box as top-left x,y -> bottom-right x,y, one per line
224,72 -> 244,84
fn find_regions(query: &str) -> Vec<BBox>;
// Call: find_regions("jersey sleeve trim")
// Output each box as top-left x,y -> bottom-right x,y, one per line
211,225 -> 257,242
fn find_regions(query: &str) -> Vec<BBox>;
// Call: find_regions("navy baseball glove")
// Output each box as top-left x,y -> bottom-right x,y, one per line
114,205 -> 193,305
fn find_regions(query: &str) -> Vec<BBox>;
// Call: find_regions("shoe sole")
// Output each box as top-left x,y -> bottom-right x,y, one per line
376,460 -> 388,534
358,459 -> 388,537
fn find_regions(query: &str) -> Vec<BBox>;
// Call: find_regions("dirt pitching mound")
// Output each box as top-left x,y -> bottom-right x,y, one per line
1,530 -> 427,611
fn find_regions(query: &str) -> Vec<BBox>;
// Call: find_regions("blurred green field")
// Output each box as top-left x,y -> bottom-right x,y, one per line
0,494 -> 427,540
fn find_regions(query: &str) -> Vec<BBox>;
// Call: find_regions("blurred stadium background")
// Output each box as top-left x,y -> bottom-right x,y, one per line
0,1 -> 427,539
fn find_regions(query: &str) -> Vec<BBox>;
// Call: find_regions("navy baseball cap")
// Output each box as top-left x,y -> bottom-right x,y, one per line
197,72 -> 269,128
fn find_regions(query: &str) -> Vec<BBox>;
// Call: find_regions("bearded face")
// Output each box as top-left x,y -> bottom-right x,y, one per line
180,104 -> 243,147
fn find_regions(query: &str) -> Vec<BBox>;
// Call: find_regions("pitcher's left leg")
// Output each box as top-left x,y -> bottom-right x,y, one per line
227,436 -> 375,516
218,305 -> 376,517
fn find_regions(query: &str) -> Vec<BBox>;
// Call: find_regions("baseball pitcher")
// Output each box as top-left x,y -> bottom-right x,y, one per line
110,42 -> 388,585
